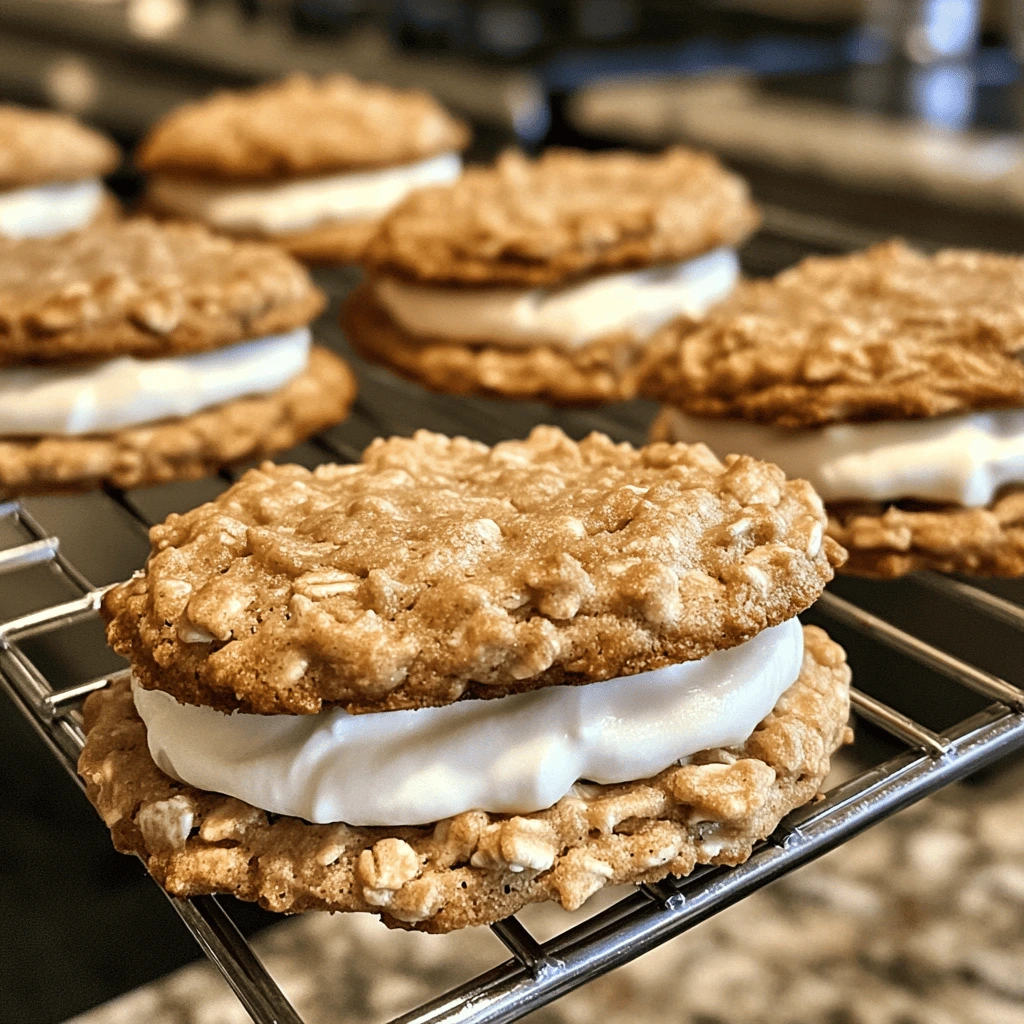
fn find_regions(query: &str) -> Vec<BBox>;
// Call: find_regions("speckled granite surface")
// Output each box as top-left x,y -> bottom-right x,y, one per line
67,753 -> 1024,1024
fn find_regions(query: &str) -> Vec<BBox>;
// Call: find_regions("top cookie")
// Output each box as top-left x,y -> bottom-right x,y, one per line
640,240 -> 1024,428
362,147 -> 760,287
104,426 -> 842,716
0,105 -> 120,189
0,218 -> 324,366
136,74 -> 470,181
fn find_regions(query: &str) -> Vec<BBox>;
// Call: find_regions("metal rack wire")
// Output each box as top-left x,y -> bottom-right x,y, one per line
3,219 -> 1024,1024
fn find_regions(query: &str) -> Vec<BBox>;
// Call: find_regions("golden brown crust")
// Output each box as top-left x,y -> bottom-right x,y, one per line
0,347 -> 355,497
639,241 -> 1024,427
77,625 -> 851,933
137,74 -> 470,181
828,488 -> 1024,577
0,219 -> 325,366
342,279 -> 642,404
103,426 -> 843,716
363,148 -> 760,287
0,105 -> 120,189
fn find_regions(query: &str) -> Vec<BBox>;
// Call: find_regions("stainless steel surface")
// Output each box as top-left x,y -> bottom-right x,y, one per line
2,218 -> 1024,1024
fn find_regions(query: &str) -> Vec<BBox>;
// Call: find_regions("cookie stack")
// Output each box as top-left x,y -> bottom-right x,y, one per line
344,147 -> 759,404
643,241 -> 1024,576
0,105 -> 120,239
80,427 -> 850,931
137,74 -> 470,264
0,219 -> 356,496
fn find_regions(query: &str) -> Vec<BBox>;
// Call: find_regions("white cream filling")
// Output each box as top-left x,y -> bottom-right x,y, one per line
148,152 -> 462,235
374,246 -> 740,350
662,407 -> 1024,506
0,328 -> 311,437
134,617 -> 803,828
0,178 -> 103,238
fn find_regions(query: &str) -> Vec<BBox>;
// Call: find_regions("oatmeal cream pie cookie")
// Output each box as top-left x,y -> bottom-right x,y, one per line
0,219 -> 356,496
643,240 -> 1024,577
343,147 -> 759,404
82,427 -> 851,931
138,74 -> 470,264
0,104 -> 120,239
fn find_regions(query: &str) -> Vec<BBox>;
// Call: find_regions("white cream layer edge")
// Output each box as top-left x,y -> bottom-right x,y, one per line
0,179 -> 103,238
148,152 -> 462,235
134,617 -> 804,828
662,407 -> 1024,506
0,328 -> 311,436
374,246 -> 740,349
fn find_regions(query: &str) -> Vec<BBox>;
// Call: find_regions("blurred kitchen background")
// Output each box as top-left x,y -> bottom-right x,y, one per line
5,0 -> 1024,247
4,2 -> 1024,1023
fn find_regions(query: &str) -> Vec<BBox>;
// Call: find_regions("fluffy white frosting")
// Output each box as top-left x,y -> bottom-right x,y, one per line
148,152 -> 462,235
0,328 -> 311,437
374,247 -> 740,349
662,407 -> 1024,506
134,617 -> 803,828
0,178 -> 103,238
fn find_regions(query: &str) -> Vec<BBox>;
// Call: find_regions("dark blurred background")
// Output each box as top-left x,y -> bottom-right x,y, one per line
3,2 -> 1024,1022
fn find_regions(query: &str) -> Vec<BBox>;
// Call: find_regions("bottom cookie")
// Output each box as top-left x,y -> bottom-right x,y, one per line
342,281 -> 643,406
78,625 -> 851,933
0,346 -> 356,496
827,490 -> 1024,577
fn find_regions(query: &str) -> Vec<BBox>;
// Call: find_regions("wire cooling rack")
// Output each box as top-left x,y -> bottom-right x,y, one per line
2,216 -> 1024,1024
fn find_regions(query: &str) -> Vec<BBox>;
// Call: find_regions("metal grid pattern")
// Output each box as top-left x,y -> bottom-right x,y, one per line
3,219 -> 1024,1024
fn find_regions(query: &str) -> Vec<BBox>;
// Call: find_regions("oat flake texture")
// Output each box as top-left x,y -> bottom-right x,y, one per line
137,74 -> 470,180
363,147 -> 759,287
104,426 -> 844,715
640,240 -> 1024,427
0,219 -> 325,365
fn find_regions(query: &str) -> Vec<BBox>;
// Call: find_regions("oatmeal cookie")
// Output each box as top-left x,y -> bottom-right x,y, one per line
0,219 -> 324,366
0,104 -> 120,189
639,241 -> 1024,427
137,74 -> 470,181
104,426 -> 844,716
363,147 -> 759,288
78,625 -> 851,932
0,346 -> 355,496
342,279 -> 642,404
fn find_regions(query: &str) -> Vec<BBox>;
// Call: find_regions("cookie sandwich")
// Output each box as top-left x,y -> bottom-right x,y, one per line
138,74 -> 470,264
0,219 -> 356,496
643,241 -> 1024,577
81,427 -> 851,932
0,104 -> 120,239
343,147 -> 759,404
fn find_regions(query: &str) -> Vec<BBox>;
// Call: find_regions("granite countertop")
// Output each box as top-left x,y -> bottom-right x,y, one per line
68,752 -> 1024,1024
